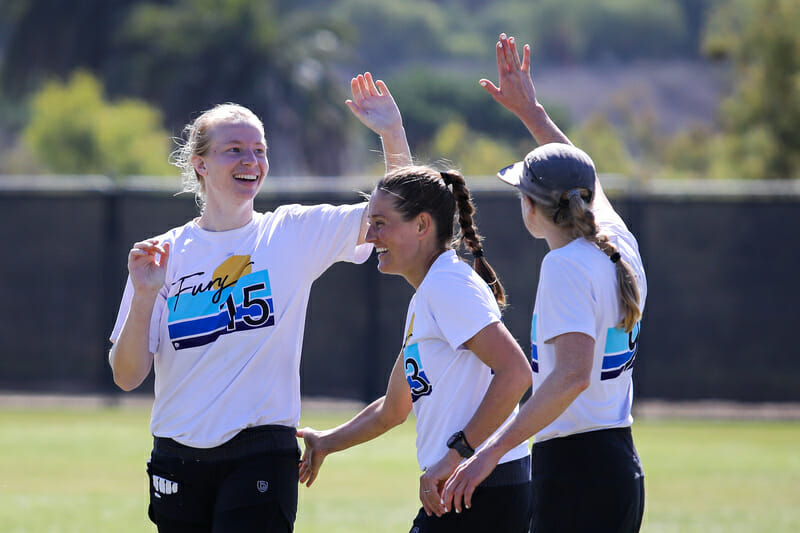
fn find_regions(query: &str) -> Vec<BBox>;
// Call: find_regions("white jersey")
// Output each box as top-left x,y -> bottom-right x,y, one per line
531,200 -> 647,442
402,250 -> 530,470
110,203 -> 371,448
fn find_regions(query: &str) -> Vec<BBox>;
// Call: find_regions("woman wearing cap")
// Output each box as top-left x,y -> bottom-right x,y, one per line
296,80 -> 534,532
442,34 -> 646,532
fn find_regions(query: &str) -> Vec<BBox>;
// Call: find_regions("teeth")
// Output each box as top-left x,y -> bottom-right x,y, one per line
234,174 -> 258,181
376,248 -> 388,254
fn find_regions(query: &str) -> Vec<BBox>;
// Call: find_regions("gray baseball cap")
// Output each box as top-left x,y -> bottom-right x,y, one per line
497,143 -> 596,204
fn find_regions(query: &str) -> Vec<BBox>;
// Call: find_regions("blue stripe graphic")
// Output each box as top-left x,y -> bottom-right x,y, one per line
167,269 -> 275,351
600,322 -> 641,381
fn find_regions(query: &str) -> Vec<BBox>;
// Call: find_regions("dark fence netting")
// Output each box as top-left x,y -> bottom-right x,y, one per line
1,177 -> 797,403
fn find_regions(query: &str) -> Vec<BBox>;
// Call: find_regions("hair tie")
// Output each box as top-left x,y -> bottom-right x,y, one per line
473,249 -> 484,258
568,189 -> 582,200
610,252 -> 621,263
440,171 -> 452,186
552,208 -> 562,223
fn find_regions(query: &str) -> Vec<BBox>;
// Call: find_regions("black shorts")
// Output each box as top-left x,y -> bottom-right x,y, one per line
531,427 -> 645,533
146,425 -> 300,533
410,455 -> 532,533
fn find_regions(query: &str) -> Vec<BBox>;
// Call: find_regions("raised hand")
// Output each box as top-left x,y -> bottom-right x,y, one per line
345,72 -> 403,138
297,427 -> 329,487
479,33 -> 538,118
127,239 -> 170,295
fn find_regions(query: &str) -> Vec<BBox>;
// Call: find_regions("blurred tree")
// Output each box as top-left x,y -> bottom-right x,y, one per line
23,71 -> 172,177
426,119 -> 518,177
114,0 -> 352,176
704,0 -> 800,179
568,114 -> 634,175
0,0 -> 139,96
386,67 -> 568,155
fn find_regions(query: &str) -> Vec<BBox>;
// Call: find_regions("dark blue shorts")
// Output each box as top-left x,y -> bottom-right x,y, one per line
410,455 -> 532,533
531,427 -> 645,533
146,425 -> 300,533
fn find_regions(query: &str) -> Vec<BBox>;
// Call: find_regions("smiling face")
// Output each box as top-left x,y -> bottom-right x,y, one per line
365,190 -> 430,284
192,119 -> 269,211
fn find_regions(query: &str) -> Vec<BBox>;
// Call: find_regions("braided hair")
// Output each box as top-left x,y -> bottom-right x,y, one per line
526,188 -> 641,332
376,166 -> 506,307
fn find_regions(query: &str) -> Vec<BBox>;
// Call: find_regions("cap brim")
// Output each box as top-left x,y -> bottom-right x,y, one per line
496,161 -> 525,187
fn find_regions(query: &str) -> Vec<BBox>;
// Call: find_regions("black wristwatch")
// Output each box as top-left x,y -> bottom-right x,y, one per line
446,430 -> 475,459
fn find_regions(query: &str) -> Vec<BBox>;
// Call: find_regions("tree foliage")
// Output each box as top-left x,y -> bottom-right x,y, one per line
704,0 -> 800,179
23,71 -> 172,177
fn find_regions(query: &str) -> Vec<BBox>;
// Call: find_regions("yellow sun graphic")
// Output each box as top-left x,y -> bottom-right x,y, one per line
213,255 -> 253,286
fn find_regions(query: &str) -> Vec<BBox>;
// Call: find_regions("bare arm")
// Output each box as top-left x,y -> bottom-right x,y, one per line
297,352 -> 413,487
422,321 -> 532,516
481,33 -> 613,212
108,240 -> 169,391
443,331 -> 594,511
348,72 -> 413,245
346,71 -> 412,173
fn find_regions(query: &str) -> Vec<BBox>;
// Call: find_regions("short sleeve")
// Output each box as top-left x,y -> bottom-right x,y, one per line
423,271 -> 501,350
109,276 -> 166,354
279,203 -> 372,280
537,254 -> 596,344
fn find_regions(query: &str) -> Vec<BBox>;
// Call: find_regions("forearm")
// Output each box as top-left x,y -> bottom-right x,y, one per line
320,396 -> 406,454
461,368 -> 531,452
481,370 -> 586,461
380,126 -> 412,172
516,103 -> 571,147
109,292 -> 157,391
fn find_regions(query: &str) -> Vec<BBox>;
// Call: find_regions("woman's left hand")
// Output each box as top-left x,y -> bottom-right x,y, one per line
345,72 -> 403,137
419,451 -> 461,517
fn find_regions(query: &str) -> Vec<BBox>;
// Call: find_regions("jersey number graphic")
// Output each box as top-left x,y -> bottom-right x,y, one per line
219,282 -> 271,331
405,357 -> 431,398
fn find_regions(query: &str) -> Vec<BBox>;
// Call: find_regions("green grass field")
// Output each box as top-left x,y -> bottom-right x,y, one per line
1,405 -> 798,532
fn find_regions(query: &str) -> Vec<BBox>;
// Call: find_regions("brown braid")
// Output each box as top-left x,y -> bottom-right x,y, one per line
441,170 -> 507,308
532,188 -> 641,332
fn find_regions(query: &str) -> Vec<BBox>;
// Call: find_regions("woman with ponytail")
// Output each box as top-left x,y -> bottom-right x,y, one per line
443,34 -> 647,533
297,80 -> 533,533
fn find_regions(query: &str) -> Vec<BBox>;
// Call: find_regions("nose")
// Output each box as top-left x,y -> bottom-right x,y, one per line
365,222 -> 377,243
241,149 -> 258,165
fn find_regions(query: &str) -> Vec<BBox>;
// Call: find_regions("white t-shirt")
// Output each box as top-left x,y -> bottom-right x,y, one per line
531,200 -> 647,443
110,203 -> 371,448
402,250 -> 530,470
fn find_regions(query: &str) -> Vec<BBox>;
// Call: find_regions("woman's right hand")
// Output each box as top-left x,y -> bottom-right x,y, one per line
297,427 -> 330,487
441,447 -> 501,513
479,33 -> 538,119
128,239 -> 170,295
345,72 -> 403,138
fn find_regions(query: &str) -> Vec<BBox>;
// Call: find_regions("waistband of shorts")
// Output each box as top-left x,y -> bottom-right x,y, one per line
153,425 -> 299,461
533,426 -> 632,450
479,455 -> 531,488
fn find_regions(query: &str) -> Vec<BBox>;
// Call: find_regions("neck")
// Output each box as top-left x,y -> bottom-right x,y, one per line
544,225 -> 576,251
405,247 -> 447,290
197,200 -> 254,231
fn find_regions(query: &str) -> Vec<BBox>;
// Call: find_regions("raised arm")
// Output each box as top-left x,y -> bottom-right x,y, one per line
346,72 -> 412,173
108,239 -> 169,391
348,72 -> 413,244
296,351 -> 413,487
481,34 -> 613,211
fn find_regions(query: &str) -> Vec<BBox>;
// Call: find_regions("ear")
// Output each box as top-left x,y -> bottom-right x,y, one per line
416,212 -> 434,240
192,155 -> 207,177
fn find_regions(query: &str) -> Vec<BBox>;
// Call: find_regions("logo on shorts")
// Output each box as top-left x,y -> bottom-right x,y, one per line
152,475 -> 179,498
257,480 -> 269,493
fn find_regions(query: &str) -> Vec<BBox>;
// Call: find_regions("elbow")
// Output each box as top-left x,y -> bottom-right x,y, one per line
112,371 -> 142,392
383,408 -> 409,429
568,372 -> 591,395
